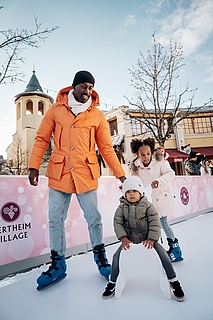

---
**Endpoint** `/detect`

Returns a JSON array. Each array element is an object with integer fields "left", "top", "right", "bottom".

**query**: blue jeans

[
  {"left": 48, "top": 188, "right": 103, "bottom": 256},
  {"left": 160, "top": 216, "right": 175, "bottom": 241}
]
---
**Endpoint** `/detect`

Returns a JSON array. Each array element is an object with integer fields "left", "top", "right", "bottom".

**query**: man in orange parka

[{"left": 28, "top": 70, "right": 126, "bottom": 290}]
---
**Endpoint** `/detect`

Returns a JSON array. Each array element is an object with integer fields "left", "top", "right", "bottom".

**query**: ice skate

[
  {"left": 37, "top": 250, "right": 67, "bottom": 291},
  {"left": 93, "top": 244, "right": 111, "bottom": 281},
  {"left": 167, "top": 238, "right": 183, "bottom": 263}
]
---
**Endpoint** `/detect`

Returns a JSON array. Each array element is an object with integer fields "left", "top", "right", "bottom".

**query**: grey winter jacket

[{"left": 113, "top": 196, "right": 161, "bottom": 244}]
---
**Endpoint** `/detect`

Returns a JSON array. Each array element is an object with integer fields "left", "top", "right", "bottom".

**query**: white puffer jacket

[{"left": 131, "top": 151, "right": 177, "bottom": 217}]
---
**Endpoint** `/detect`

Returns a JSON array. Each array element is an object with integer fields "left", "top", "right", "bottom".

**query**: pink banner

[{"left": 0, "top": 176, "right": 213, "bottom": 266}]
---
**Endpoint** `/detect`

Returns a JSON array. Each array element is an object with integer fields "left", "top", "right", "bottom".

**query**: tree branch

[
  {"left": 125, "top": 34, "right": 211, "bottom": 146},
  {"left": 0, "top": 14, "right": 59, "bottom": 84}
]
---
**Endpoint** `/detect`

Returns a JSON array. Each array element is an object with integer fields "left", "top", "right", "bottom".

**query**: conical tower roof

[
  {"left": 14, "top": 70, "right": 54, "bottom": 103},
  {"left": 24, "top": 70, "right": 43, "bottom": 92}
]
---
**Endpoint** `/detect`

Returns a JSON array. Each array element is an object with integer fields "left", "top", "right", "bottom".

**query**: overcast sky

[{"left": 0, "top": 0, "right": 213, "bottom": 157}]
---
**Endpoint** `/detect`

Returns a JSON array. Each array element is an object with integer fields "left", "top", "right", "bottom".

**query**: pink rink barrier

[{"left": 0, "top": 175, "right": 213, "bottom": 275}]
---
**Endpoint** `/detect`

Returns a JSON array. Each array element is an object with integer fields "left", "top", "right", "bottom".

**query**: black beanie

[
  {"left": 189, "top": 151, "right": 197, "bottom": 159},
  {"left": 72, "top": 70, "right": 95, "bottom": 87}
]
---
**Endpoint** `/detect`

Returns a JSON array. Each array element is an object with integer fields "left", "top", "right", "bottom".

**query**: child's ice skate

[
  {"left": 167, "top": 238, "right": 183, "bottom": 263},
  {"left": 93, "top": 244, "right": 111, "bottom": 281},
  {"left": 37, "top": 250, "right": 67, "bottom": 291}
]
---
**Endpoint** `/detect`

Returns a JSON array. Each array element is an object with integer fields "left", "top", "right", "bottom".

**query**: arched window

[
  {"left": 38, "top": 101, "right": 44, "bottom": 115},
  {"left": 26, "top": 100, "right": 33, "bottom": 115}
]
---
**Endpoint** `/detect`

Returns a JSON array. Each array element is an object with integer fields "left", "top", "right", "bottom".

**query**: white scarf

[{"left": 68, "top": 89, "right": 92, "bottom": 116}]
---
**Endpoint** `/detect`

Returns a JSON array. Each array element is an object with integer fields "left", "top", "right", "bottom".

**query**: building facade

[{"left": 104, "top": 105, "right": 213, "bottom": 175}]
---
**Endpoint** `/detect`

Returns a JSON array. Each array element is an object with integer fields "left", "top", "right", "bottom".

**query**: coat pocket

[
  {"left": 86, "top": 154, "right": 100, "bottom": 180},
  {"left": 46, "top": 153, "right": 65, "bottom": 181}
]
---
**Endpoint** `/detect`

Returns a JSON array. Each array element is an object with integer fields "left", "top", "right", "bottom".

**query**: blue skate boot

[
  {"left": 93, "top": 244, "right": 111, "bottom": 281},
  {"left": 37, "top": 250, "right": 67, "bottom": 291},
  {"left": 167, "top": 238, "right": 184, "bottom": 263}
]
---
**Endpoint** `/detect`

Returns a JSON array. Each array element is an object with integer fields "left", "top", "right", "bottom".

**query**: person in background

[
  {"left": 28, "top": 70, "right": 126, "bottom": 290},
  {"left": 130, "top": 137, "right": 183, "bottom": 263},
  {"left": 209, "top": 161, "right": 213, "bottom": 175},
  {"left": 201, "top": 159, "right": 212, "bottom": 176},
  {"left": 184, "top": 151, "right": 203, "bottom": 175},
  {"left": 102, "top": 176, "right": 185, "bottom": 301}
]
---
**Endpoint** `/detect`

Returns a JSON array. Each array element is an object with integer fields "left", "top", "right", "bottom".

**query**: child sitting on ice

[{"left": 102, "top": 176, "right": 185, "bottom": 301}]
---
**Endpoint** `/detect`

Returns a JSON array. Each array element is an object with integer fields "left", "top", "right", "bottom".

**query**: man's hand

[
  {"left": 119, "top": 176, "right": 126, "bottom": 183},
  {"left": 28, "top": 168, "right": 39, "bottom": 186},
  {"left": 119, "top": 176, "right": 126, "bottom": 190}
]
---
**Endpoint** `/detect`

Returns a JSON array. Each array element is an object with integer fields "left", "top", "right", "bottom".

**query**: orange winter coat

[{"left": 28, "top": 86, "right": 125, "bottom": 193}]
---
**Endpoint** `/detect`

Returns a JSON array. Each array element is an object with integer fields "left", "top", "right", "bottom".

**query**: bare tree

[
  {"left": 125, "top": 34, "right": 213, "bottom": 146},
  {"left": 3, "top": 135, "right": 28, "bottom": 175},
  {"left": 0, "top": 162, "right": 15, "bottom": 175},
  {"left": 0, "top": 6, "right": 59, "bottom": 85}
]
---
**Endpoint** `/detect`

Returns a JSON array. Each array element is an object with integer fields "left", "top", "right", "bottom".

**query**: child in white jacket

[{"left": 130, "top": 137, "right": 183, "bottom": 263}]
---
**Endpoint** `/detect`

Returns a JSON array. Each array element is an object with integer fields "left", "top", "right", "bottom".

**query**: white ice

[{"left": 0, "top": 211, "right": 213, "bottom": 320}]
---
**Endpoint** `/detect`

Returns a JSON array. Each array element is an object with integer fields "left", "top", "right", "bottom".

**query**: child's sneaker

[
  {"left": 102, "top": 282, "right": 116, "bottom": 299},
  {"left": 170, "top": 280, "right": 185, "bottom": 301}
]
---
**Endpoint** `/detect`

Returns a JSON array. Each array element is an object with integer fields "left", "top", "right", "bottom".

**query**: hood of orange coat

[{"left": 55, "top": 86, "right": 100, "bottom": 109}]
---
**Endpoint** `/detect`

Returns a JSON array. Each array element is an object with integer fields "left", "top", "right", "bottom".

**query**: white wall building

[
  {"left": 104, "top": 105, "right": 213, "bottom": 176},
  {"left": 6, "top": 71, "right": 54, "bottom": 174}
]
